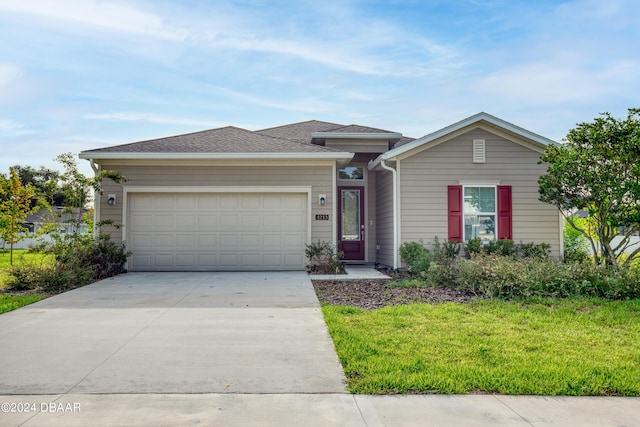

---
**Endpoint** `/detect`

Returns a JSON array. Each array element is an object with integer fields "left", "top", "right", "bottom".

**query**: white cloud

[
  {"left": 0, "top": 118, "right": 34, "bottom": 136},
  {"left": 0, "top": 0, "right": 186, "bottom": 40},
  {"left": 209, "top": 86, "right": 338, "bottom": 114},
  {"left": 83, "top": 112, "right": 223, "bottom": 128},
  {"left": 0, "top": 63, "right": 21, "bottom": 87}
]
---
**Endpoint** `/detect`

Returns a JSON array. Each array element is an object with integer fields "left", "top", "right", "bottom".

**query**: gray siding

[
  {"left": 399, "top": 129, "right": 561, "bottom": 255},
  {"left": 375, "top": 169, "right": 395, "bottom": 266},
  {"left": 97, "top": 164, "right": 334, "bottom": 246}
]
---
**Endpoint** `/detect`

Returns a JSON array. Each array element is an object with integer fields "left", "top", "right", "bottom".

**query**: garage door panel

[
  {"left": 198, "top": 215, "right": 218, "bottom": 228},
  {"left": 128, "top": 192, "right": 307, "bottom": 271},
  {"left": 130, "top": 234, "right": 152, "bottom": 249},
  {"left": 284, "top": 234, "right": 305, "bottom": 246},
  {"left": 197, "top": 196, "right": 218, "bottom": 209},
  {"left": 284, "top": 254, "right": 304, "bottom": 268},
  {"left": 131, "top": 194, "right": 154, "bottom": 210},
  {"left": 241, "top": 214, "right": 261, "bottom": 228},
  {"left": 175, "top": 254, "right": 196, "bottom": 266},
  {"left": 131, "top": 214, "right": 154, "bottom": 230},
  {"left": 176, "top": 214, "right": 197, "bottom": 228},
  {"left": 219, "top": 196, "right": 240, "bottom": 209},
  {"left": 176, "top": 195, "right": 197, "bottom": 209},
  {"left": 154, "top": 195, "right": 176, "bottom": 209},
  {"left": 154, "top": 215, "right": 175, "bottom": 228},
  {"left": 263, "top": 214, "right": 282, "bottom": 227},
  {"left": 263, "top": 234, "right": 282, "bottom": 246},
  {"left": 176, "top": 234, "right": 196, "bottom": 248},
  {"left": 285, "top": 196, "right": 306, "bottom": 209},
  {"left": 219, "top": 234, "right": 239, "bottom": 246},
  {"left": 197, "top": 235, "right": 218, "bottom": 248},
  {"left": 284, "top": 214, "right": 305, "bottom": 229},
  {"left": 153, "top": 254, "right": 174, "bottom": 267},
  {"left": 219, "top": 214, "right": 239, "bottom": 227}
]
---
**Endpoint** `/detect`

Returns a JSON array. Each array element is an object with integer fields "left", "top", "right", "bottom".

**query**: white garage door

[{"left": 127, "top": 193, "right": 308, "bottom": 271}]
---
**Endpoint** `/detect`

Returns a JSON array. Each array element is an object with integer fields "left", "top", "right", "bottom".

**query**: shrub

[
  {"left": 399, "top": 241, "right": 431, "bottom": 276},
  {"left": 7, "top": 233, "right": 130, "bottom": 293},
  {"left": 464, "top": 238, "right": 550, "bottom": 259},
  {"left": 563, "top": 219, "right": 591, "bottom": 263},
  {"left": 517, "top": 241, "right": 551, "bottom": 259},
  {"left": 456, "top": 256, "right": 640, "bottom": 300},
  {"left": 305, "top": 241, "right": 344, "bottom": 274}
]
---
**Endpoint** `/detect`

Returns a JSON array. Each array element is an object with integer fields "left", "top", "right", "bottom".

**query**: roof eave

[
  {"left": 79, "top": 151, "right": 355, "bottom": 162},
  {"left": 311, "top": 132, "right": 402, "bottom": 140}
]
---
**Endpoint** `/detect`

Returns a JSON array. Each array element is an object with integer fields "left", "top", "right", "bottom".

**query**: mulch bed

[{"left": 312, "top": 279, "right": 475, "bottom": 310}]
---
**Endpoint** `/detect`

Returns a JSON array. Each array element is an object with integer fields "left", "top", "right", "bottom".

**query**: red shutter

[
  {"left": 497, "top": 185, "right": 512, "bottom": 240},
  {"left": 447, "top": 185, "right": 463, "bottom": 242}
]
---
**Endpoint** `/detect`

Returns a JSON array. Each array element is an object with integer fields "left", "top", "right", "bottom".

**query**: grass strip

[
  {"left": 322, "top": 298, "right": 640, "bottom": 395},
  {"left": 0, "top": 294, "right": 46, "bottom": 314}
]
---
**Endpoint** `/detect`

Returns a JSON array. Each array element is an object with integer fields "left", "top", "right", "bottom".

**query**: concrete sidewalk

[{"left": 2, "top": 393, "right": 639, "bottom": 426}]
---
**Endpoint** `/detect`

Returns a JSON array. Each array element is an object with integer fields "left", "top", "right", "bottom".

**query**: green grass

[
  {"left": 0, "top": 249, "right": 53, "bottom": 289},
  {"left": 0, "top": 250, "right": 52, "bottom": 313},
  {"left": 322, "top": 298, "right": 640, "bottom": 395},
  {"left": 0, "top": 294, "right": 45, "bottom": 314}
]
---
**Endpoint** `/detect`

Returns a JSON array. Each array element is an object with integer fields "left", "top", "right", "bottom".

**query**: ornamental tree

[
  {"left": 0, "top": 168, "right": 40, "bottom": 264},
  {"left": 538, "top": 108, "right": 640, "bottom": 267}
]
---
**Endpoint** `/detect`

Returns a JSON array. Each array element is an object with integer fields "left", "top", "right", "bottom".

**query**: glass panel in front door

[{"left": 341, "top": 189, "right": 360, "bottom": 241}]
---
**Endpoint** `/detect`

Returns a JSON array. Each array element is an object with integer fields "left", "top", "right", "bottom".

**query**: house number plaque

[{"left": 315, "top": 214, "right": 330, "bottom": 220}]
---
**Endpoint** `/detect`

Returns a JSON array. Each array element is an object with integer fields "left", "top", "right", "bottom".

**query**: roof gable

[{"left": 370, "top": 112, "right": 558, "bottom": 168}]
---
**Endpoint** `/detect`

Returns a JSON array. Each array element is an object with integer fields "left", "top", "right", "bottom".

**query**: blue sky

[{"left": 1, "top": 0, "right": 639, "bottom": 176}]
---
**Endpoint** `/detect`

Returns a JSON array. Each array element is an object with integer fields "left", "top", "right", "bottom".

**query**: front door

[{"left": 338, "top": 187, "right": 365, "bottom": 260}]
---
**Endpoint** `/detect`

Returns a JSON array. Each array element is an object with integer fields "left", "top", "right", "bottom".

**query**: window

[
  {"left": 448, "top": 185, "right": 512, "bottom": 242},
  {"left": 463, "top": 186, "right": 496, "bottom": 241},
  {"left": 338, "top": 166, "right": 364, "bottom": 180}
]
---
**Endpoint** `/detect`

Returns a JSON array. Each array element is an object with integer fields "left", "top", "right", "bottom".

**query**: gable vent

[{"left": 473, "top": 139, "right": 486, "bottom": 163}]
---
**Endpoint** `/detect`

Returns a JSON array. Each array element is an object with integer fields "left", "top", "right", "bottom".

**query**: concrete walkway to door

[{"left": 0, "top": 272, "right": 346, "bottom": 395}]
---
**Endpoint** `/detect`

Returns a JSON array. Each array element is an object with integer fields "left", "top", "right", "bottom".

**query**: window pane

[
  {"left": 478, "top": 187, "right": 495, "bottom": 212},
  {"left": 464, "top": 187, "right": 495, "bottom": 213},
  {"left": 338, "top": 166, "right": 364, "bottom": 180},
  {"left": 341, "top": 190, "right": 360, "bottom": 241},
  {"left": 464, "top": 214, "right": 496, "bottom": 241}
]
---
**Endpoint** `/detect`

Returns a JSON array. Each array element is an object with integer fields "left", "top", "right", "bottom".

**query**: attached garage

[{"left": 126, "top": 191, "right": 309, "bottom": 271}]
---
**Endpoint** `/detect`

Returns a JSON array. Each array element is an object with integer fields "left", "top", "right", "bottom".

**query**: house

[
  {"left": 79, "top": 112, "right": 562, "bottom": 271},
  {"left": 8, "top": 207, "right": 89, "bottom": 249}
]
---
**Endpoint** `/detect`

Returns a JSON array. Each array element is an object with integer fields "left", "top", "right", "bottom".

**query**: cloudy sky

[{"left": 1, "top": 0, "right": 638, "bottom": 176}]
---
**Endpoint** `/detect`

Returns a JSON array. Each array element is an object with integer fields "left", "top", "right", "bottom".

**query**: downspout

[
  {"left": 89, "top": 158, "right": 100, "bottom": 238},
  {"left": 380, "top": 160, "right": 398, "bottom": 270}
]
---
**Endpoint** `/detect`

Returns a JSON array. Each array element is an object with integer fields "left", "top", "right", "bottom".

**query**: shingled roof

[
  {"left": 80, "top": 119, "right": 410, "bottom": 161},
  {"left": 82, "top": 125, "right": 343, "bottom": 154},
  {"left": 256, "top": 120, "right": 344, "bottom": 144}
]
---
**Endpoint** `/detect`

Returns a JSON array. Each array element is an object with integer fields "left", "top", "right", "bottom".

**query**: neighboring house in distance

[
  {"left": 7, "top": 207, "right": 89, "bottom": 249},
  {"left": 79, "top": 112, "right": 562, "bottom": 271}
]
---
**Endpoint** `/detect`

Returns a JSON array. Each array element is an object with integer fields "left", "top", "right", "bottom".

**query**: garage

[{"left": 127, "top": 192, "right": 308, "bottom": 271}]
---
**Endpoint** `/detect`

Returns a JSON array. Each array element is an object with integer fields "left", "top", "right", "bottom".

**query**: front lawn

[
  {"left": 322, "top": 298, "right": 640, "bottom": 395},
  {"left": 0, "top": 249, "right": 53, "bottom": 288},
  {"left": 0, "top": 250, "right": 53, "bottom": 313}
]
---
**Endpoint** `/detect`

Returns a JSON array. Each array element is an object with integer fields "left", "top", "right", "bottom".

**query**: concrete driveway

[{"left": 0, "top": 272, "right": 346, "bottom": 395}]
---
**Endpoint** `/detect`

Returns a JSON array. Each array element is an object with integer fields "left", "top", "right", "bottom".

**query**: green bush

[
  {"left": 517, "top": 241, "right": 551, "bottom": 259},
  {"left": 563, "top": 219, "right": 591, "bottom": 263},
  {"left": 305, "top": 241, "right": 344, "bottom": 274},
  {"left": 399, "top": 241, "right": 431, "bottom": 276},
  {"left": 464, "top": 238, "right": 550, "bottom": 259},
  {"left": 7, "top": 234, "right": 130, "bottom": 293},
  {"left": 455, "top": 255, "right": 640, "bottom": 300}
]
